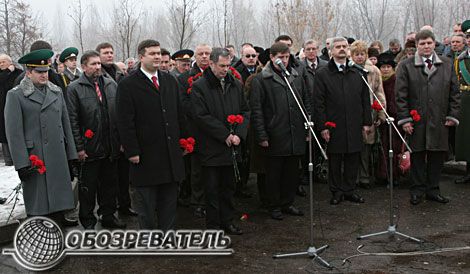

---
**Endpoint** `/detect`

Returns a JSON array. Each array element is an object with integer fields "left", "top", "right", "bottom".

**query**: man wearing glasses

[{"left": 235, "top": 45, "right": 258, "bottom": 82}]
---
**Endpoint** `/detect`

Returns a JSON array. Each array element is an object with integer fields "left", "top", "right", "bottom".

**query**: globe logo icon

[{"left": 13, "top": 217, "right": 65, "bottom": 270}]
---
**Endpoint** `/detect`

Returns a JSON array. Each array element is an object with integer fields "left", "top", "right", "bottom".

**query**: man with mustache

[{"left": 314, "top": 37, "right": 372, "bottom": 205}]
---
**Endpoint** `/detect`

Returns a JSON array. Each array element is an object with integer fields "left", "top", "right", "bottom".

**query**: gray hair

[
  {"left": 209, "top": 47, "right": 230, "bottom": 63},
  {"left": 0, "top": 54, "right": 12, "bottom": 62},
  {"left": 329, "top": 37, "right": 348, "bottom": 50},
  {"left": 303, "top": 39, "right": 318, "bottom": 48},
  {"left": 389, "top": 38, "right": 400, "bottom": 46}
]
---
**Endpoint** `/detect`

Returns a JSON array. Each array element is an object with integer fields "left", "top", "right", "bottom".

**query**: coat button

[
  {"left": 166, "top": 123, "right": 169, "bottom": 126},
  {"left": 167, "top": 136, "right": 171, "bottom": 140},
  {"left": 162, "top": 109, "right": 166, "bottom": 113}
]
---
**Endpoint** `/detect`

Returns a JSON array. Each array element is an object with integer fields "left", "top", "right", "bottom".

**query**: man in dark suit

[
  {"left": 116, "top": 39, "right": 186, "bottom": 230},
  {"left": 314, "top": 37, "right": 372, "bottom": 205}
]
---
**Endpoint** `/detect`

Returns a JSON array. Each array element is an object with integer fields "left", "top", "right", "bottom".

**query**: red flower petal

[
  {"left": 371, "top": 100, "right": 382, "bottom": 111},
  {"left": 410, "top": 109, "right": 418, "bottom": 116},
  {"left": 187, "top": 137, "right": 195, "bottom": 145},
  {"left": 38, "top": 166, "right": 46, "bottom": 174},
  {"left": 84, "top": 129, "right": 94, "bottom": 139},
  {"left": 29, "top": 155, "right": 39, "bottom": 162}
]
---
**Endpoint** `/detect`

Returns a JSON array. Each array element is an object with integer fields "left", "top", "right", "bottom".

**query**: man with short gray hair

[{"left": 190, "top": 47, "right": 250, "bottom": 235}]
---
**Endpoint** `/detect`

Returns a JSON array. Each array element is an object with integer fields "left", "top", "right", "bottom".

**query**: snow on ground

[{"left": 0, "top": 165, "right": 25, "bottom": 226}]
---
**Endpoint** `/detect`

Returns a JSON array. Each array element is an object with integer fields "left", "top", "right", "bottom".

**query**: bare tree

[
  {"left": 167, "top": 0, "right": 205, "bottom": 50},
  {"left": 109, "top": 0, "right": 143, "bottom": 60},
  {"left": 0, "top": 0, "right": 15, "bottom": 55},
  {"left": 12, "top": 1, "right": 40, "bottom": 56},
  {"left": 68, "top": 0, "right": 87, "bottom": 52}
]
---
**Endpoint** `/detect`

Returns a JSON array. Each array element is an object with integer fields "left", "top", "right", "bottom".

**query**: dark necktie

[
  {"left": 94, "top": 82, "right": 102, "bottom": 102},
  {"left": 151, "top": 75, "right": 159, "bottom": 90},
  {"left": 425, "top": 59, "right": 432, "bottom": 70},
  {"left": 339, "top": 64, "right": 345, "bottom": 72},
  {"left": 311, "top": 63, "right": 316, "bottom": 71}
]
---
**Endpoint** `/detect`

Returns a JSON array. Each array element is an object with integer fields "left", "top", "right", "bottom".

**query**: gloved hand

[
  {"left": 17, "top": 167, "right": 37, "bottom": 182},
  {"left": 69, "top": 160, "right": 80, "bottom": 178}
]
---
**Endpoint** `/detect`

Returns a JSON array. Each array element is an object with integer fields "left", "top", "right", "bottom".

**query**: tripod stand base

[
  {"left": 357, "top": 225, "right": 422, "bottom": 243},
  {"left": 273, "top": 245, "right": 332, "bottom": 268}
]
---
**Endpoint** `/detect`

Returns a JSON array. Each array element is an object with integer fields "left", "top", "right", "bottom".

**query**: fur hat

[
  {"left": 367, "top": 47, "right": 380, "bottom": 59},
  {"left": 377, "top": 52, "right": 396, "bottom": 69}
]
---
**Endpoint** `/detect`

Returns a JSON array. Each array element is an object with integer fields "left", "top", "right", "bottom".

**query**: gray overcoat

[{"left": 5, "top": 77, "right": 78, "bottom": 215}]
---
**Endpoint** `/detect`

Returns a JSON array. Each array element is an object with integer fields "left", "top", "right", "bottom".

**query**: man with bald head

[{"left": 235, "top": 46, "right": 258, "bottom": 82}]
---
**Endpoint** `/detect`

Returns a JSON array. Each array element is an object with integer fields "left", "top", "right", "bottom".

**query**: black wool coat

[
  {"left": 250, "top": 62, "right": 310, "bottom": 157},
  {"left": 313, "top": 59, "right": 372, "bottom": 154},
  {"left": 116, "top": 69, "right": 186, "bottom": 186},
  {"left": 0, "top": 68, "right": 22, "bottom": 142},
  {"left": 190, "top": 68, "right": 250, "bottom": 166}
]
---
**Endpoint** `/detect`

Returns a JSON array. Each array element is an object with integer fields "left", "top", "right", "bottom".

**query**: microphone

[
  {"left": 348, "top": 61, "right": 368, "bottom": 73},
  {"left": 274, "top": 59, "right": 290, "bottom": 76}
]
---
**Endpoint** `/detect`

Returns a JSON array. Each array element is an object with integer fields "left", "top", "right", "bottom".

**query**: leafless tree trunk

[
  {"left": 68, "top": 0, "right": 86, "bottom": 53},
  {"left": 0, "top": 0, "right": 15, "bottom": 56},
  {"left": 168, "top": 0, "right": 204, "bottom": 50}
]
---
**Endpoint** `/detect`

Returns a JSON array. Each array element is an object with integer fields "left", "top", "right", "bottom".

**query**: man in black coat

[
  {"left": 0, "top": 54, "right": 22, "bottom": 166},
  {"left": 67, "top": 50, "right": 125, "bottom": 229},
  {"left": 191, "top": 48, "right": 250, "bottom": 235},
  {"left": 177, "top": 44, "right": 212, "bottom": 218},
  {"left": 314, "top": 37, "right": 372, "bottom": 205},
  {"left": 235, "top": 45, "right": 258, "bottom": 82},
  {"left": 117, "top": 39, "right": 186, "bottom": 230},
  {"left": 250, "top": 42, "right": 309, "bottom": 220}
]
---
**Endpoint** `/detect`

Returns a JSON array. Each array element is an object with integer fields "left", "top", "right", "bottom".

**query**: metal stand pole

[
  {"left": 355, "top": 74, "right": 421, "bottom": 243},
  {"left": 272, "top": 73, "right": 331, "bottom": 269}
]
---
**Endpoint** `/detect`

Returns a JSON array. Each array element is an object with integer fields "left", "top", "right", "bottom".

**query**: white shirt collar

[
  {"left": 422, "top": 55, "right": 433, "bottom": 63},
  {"left": 335, "top": 61, "right": 346, "bottom": 71},
  {"left": 140, "top": 67, "right": 158, "bottom": 84}
]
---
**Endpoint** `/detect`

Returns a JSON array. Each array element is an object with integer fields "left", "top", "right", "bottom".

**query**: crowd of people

[{"left": 0, "top": 19, "right": 469, "bottom": 236}]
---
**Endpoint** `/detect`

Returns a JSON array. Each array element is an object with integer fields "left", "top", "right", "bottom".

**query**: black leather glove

[
  {"left": 17, "top": 167, "right": 37, "bottom": 182},
  {"left": 68, "top": 160, "right": 80, "bottom": 178}
]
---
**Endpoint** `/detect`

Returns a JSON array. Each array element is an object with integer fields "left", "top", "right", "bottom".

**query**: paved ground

[{"left": 1, "top": 172, "right": 470, "bottom": 273}]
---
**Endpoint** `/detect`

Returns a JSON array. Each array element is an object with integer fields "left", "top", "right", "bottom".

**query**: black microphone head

[
  {"left": 274, "top": 58, "right": 283, "bottom": 66},
  {"left": 347, "top": 60, "right": 355, "bottom": 68}
]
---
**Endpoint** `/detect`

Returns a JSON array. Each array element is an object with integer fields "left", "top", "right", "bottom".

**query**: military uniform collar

[{"left": 19, "top": 76, "right": 61, "bottom": 97}]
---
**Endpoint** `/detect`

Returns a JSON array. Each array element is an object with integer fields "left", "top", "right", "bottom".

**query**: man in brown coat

[{"left": 396, "top": 30, "right": 460, "bottom": 205}]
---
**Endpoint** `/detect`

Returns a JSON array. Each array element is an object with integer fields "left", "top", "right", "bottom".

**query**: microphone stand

[
  {"left": 354, "top": 71, "right": 421, "bottom": 243},
  {"left": 272, "top": 69, "right": 332, "bottom": 269}
]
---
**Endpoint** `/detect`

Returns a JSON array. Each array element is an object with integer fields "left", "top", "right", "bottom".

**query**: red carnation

[
  {"left": 38, "top": 166, "right": 46, "bottom": 174},
  {"left": 235, "top": 115, "right": 244, "bottom": 124},
  {"left": 325, "top": 121, "right": 336, "bottom": 128},
  {"left": 227, "top": 115, "right": 237, "bottom": 124},
  {"left": 29, "top": 155, "right": 39, "bottom": 162},
  {"left": 229, "top": 67, "right": 242, "bottom": 80},
  {"left": 179, "top": 137, "right": 195, "bottom": 154},
  {"left": 187, "top": 77, "right": 193, "bottom": 85},
  {"left": 410, "top": 110, "right": 421, "bottom": 122},
  {"left": 371, "top": 100, "right": 383, "bottom": 111},
  {"left": 187, "top": 137, "right": 196, "bottom": 145},
  {"left": 179, "top": 138, "right": 188, "bottom": 147},
  {"left": 84, "top": 129, "right": 94, "bottom": 139},
  {"left": 29, "top": 154, "right": 46, "bottom": 174}
]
